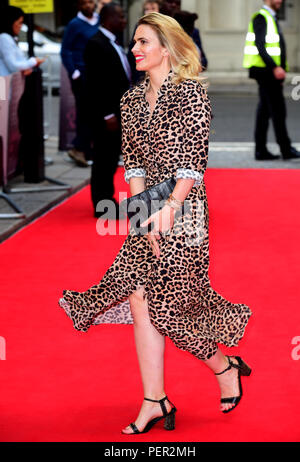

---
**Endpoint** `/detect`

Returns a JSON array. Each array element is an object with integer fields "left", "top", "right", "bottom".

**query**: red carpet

[{"left": 1, "top": 166, "right": 300, "bottom": 442}]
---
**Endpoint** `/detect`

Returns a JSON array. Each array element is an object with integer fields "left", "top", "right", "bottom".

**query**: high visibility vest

[{"left": 243, "top": 8, "right": 282, "bottom": 68}]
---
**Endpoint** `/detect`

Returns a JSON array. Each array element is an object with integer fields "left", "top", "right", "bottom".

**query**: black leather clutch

[{"left": 123, "top": 177, "right": 177, "bottom": 235}]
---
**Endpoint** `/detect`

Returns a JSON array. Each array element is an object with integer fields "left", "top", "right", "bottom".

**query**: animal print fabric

[{"left": 59, "top": 71, "right": 252, "bottom": 360}]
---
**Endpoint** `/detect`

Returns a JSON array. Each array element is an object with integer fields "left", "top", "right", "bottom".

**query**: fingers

[{"left": 148, "top": 233, "right": 160, "bottom": 258}]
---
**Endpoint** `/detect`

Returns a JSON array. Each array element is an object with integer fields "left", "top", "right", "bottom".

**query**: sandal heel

[
  {"left": 164, "top": 409, "right": 176, "bottom": 430},
  {"left": 125, "top": 396, "right": 177, "bottom": 435},
  {"left": 239, "top": 359, "right": 252, "bottom": 376}
]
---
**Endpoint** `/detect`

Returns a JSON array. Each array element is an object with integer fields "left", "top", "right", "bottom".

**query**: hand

[
  {"left": 35, "top": 57, "right": 46, "bottom": 67},
  {"left": 141, "top": 205, "right": 175, "bottom": 259},
  {"left": 22, "top": 68, "right": 33, "bottom": 76},
  {"left": 105, "top": 115, "right": 119, "bottom": 132},
  {"left": 273, "top": 66, "right": 286, "bottom": 80}
]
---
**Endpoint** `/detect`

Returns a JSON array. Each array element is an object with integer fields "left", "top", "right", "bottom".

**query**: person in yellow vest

[{"left": 243, "top": 0, "right": 300, "bottom": 160}]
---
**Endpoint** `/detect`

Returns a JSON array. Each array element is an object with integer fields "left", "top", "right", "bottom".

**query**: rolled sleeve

[
  {"left": 124, "top": 167, "right": 146, "bottom": 184},
  {"left": 176, "top": 168, "right": 203, "bottom": 186},
  {"left": 120, "top": 93, "right": 146, "bottom": 183},
  {"left": 177, "top": 81, "right": 211, "bottom": 187}
]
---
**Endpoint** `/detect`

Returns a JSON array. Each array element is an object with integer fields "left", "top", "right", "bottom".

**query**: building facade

[
  {"left": 129, "top": 0, "right": 300, "bottom": 72},
  {"left": 12, "top": 0, "right": 300, "bottom": 73}
]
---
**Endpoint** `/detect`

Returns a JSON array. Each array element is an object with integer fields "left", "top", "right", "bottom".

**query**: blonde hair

[{"left": 137, "top": 12, "right": 203, "bottom": 84}]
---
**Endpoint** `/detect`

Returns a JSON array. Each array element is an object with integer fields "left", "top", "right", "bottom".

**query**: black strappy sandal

[
  {"left": 215, "top": 355, "right": 252, "bottom": 414},
  {"left": 125, "top": 396, "right": 177, "bottom": 434}
]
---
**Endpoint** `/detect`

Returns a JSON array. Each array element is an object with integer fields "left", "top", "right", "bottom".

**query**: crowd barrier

[
  {"left": 0, "top": 73, "right": 26, "bottom": 218},
  {"left": 58, "top": 65, "right": 76, "bottom": 152},
  {"left": 0, "top": 69, "right": 71, "bottom": 220}
]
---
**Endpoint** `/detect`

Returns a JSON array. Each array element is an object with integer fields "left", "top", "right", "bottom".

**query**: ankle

[
  {"left": 214, "top": 356, "right": 230, "bottom": 376},
  {"left": 144, "top": 392, "right": 167, "bottom": 402}
]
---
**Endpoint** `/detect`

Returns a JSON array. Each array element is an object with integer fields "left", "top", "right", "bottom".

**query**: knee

[{"left": 129, "top": 287, "right": 150, "bottom": 326}]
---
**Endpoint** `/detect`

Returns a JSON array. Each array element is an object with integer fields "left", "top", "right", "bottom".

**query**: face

[
  {"left": 144, "top": 2, "right": 160, "bottom": 14},
  {"left": 12, "top": 16, "right": 24, "bottom": 36},
  {"left": 268, "top": 0, "right": 283, "bottom": 12},
  {"left": 79, "top": 0, "right": 96, "bottom": 18},
  {"left": 108, "top": 6, "right": 127, "bottom": 34},
  {"left": 132, "top": 24, "right": 169, "bottom": 73},
  {"left": 161, "top": 0, "right": 181, "bottom": 16}
]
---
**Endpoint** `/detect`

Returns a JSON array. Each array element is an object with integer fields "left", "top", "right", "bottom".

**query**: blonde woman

[{"left": 59, "top": 12, "right": 252, "bottom": 434}]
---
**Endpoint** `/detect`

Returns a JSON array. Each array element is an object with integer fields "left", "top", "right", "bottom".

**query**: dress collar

[
  {"left": 99, "top": 26, "right": 116, "bottom": 42},
  {"left": 77, "top": 11, "right": 99, "bottom": 26},
  {"left": 135, "top": 69, "right": 176, "bottom": 99}
]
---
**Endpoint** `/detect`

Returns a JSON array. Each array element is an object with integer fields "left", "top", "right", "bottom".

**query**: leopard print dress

[{"left": 59, "top": 71, "right": 252, "bottom": 360}]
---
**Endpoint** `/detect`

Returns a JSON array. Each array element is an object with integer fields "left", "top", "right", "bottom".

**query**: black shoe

[
  {"left": 123, "top": 396, "right": 177, "bottom": 434},
  {"left": 255, "top": 150, "right": 280, "bottom": 161},
  {"left": 215, "top": 355, "right": 252, "bottom": 414},
  {"left": 282, "top": 147, "right": 300, "bottom": 159}
]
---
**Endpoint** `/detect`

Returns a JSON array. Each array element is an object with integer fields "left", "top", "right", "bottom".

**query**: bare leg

[
  {"left": 122, "top": 287, "right": 172, "bottom": 434},
  {"left": 203, "top": 348, "right": 241, "bottom": 412},
  {"left": 122, "top": 288, "right": 243, "bottom": 426}
]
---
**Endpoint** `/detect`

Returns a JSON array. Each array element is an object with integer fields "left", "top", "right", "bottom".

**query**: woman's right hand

[
  {"left": 146, "top": 230, "right": 161, "bottom": 259},
  {"left": 35, "top": 57, "right": 46, "bottom": 67}
]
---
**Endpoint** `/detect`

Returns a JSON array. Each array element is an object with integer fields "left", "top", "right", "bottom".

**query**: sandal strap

[
  {"left": 215, "top": 362, "right": 232, "bottom": 376},
  {"left": 215, "top": 356, "right": 241, "bottom": 376},
  {"left": 220, "top": 397, "right": 239, "bottom": 404},
  {"left": 129, "top": 422, "right": 140, "bottom": 434},
  {"left": 144, "top": 395, "right": 169, "bottom": 416}
]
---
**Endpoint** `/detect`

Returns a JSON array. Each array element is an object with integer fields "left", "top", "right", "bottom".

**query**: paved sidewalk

[
  {"left": 1, "top": 134, "right": 300, "bottom": 243},
  {"left": 0, "top": 138, "right": 91, "bottom": 243}
]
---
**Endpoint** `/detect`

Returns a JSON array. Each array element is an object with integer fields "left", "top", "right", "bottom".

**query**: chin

[{"left": 136, "top": 62, "right": 147, "bottom": 72}]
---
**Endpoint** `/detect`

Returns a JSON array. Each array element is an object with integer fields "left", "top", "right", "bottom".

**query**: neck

[
  {"left": 264, "top": 3, "right": 276, "bottom": 13},
  {"left": 148, "top": 62, "right": 171, "bottom": 94},
  {"left": 81, "top": 11, "right": 93, "bottom": 19},
  {"left": 102, "top": 24, "right": 114, "bottom": 34}
]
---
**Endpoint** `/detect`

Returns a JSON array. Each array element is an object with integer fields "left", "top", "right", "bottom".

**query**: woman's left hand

[{"left": 141, "top": 204, "right": 175, "bottom": 237}]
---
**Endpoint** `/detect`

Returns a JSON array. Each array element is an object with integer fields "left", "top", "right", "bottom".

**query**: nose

[{"left": 132, "top": 42, "right": 139, "bottom": 54}]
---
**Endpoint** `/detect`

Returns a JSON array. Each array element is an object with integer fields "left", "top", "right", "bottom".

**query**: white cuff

[
  {"left": 104, "top": 113, "right": 116, "bottom": 120},
  {"left": 72, "top": 69, "right": 81, "bottom": 80},
  {"left": 176, "top": 168, "right": 203, "bottom": 186},
  {"left": 124, "top": 168, "right": 146, "bottom": 184}
]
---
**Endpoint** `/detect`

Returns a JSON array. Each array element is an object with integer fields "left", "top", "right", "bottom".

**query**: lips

[{"left": 135, "top": 55, "right": 145, "bottom": 62}]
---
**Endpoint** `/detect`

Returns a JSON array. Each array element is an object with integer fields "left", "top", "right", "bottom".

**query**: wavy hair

[{"left": 137, "top": 12, "right": 203, "bottom": 84}]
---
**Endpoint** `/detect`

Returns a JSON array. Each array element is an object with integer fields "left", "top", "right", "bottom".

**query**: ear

[{"left": 162, "top": 47, "right": 169, "bottom": 57}]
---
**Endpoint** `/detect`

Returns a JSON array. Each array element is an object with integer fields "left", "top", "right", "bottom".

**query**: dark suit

[
  {"left": 84, "top": 29, "right": 130, "bottom": 211},
  {"left": 250, "top": 13, "right": 291, "bottom": 155}
]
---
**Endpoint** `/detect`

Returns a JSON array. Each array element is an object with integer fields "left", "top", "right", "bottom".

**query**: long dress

[{"left": 59, "top": 71, "right": 252, "bottom": 361}]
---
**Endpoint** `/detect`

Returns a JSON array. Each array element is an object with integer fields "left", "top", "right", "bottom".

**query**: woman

[
  {"left": 0, "top": 6, "right": 44, "bottom": 76},
  {"left": 59, "top": 12, "right": 252, "bottom": 434}
]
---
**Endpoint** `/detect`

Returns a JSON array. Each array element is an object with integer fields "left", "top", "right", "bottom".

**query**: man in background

[
  {"left": 61, "top": 0, "right": 99, "bottom": 167},
  {"left": 243, "top": 0, "right": 300, "bottom": 160},
  {"left": 84, "top": 2, "right": 131, "bottom": 218}
]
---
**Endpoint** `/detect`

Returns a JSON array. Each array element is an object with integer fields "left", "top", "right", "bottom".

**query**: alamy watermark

[
  {"left": 95, "top": 193, "right": 207, "bottom": 247},
  {"left": 291, "top": 336, "right": 300, "bottom": 360},
  {"left": 291, "top": 76, "right": 300, "bottom": 101},
  {"left": 0, "top": 336, "right": 6, "bottom": 360}
]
